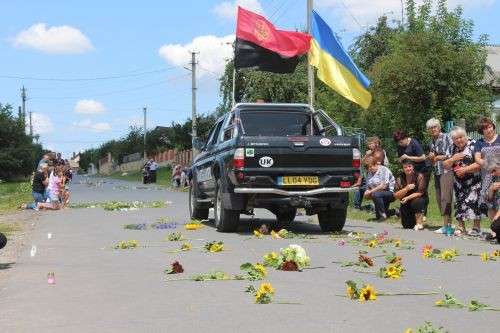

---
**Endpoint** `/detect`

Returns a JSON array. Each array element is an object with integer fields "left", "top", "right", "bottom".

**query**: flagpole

[
  {"left": 307, "top": 0, "right": 314, "bottom": 107},
  {"left": 232, "top": 68, "right": 236, "bottom": 107}
]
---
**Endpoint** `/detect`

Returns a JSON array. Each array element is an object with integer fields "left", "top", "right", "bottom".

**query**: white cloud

[
  {"left": 316, "top": 0, "right": 496, "bottom": 31},
  {"left": 158, "top": 34, "right": 235, "bottom": 79},
  {"left": 213, "top": 0, "right": 264, "bottom": 20},
  {"left": 74, "top": 119, "right": 112, "bottom": 132},
  {"left": 12, "top": 23, "right": 93, "bottom": 54},
  {"left": 74, "top": 99, "right": 106, "bottom": 114},
  {"left": 27, "top": 113, "right": 54, "bottom": 135}
]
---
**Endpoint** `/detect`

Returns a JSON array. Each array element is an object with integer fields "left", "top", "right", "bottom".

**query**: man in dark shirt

[{"left": 24, "top": 164, "right": 49, "bottom": 210}]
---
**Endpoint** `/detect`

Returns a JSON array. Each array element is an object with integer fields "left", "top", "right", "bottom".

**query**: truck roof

[{"left": 232, "top": 103, "right": 313, "bottom": 112}]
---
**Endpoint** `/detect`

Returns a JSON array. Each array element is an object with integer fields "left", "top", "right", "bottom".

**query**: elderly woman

[
  {"left": 353, "top": 137, "right": 388, "bottom": 209},
  {"left": 363, "top": 156, "right": 395, "bottom": 221},
  {"left": 484, "top": 153, "right": 500, "bottom": 243},
  {"left": 394, "top": 160, "right": 427, "bottom": 230},
  {"left": 473, "top": 117, "right": 500, "bottom": 217},
  {"left": 443, "top": 127, "right": 482, "bottom": 236},
  {"left": 426, "top": 118, "right": 454, "bottom": 234}
]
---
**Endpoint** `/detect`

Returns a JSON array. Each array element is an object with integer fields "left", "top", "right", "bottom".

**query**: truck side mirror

[{"left": 192, "top": 137, "right": 205, "bottom": 151}]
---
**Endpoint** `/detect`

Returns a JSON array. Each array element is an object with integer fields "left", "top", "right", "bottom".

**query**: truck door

[{"left": 195, "top": 118, "right": 224, "bottom": 196}]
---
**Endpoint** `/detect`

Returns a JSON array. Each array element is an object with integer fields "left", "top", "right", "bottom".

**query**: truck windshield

[{"left": 240, "top": 111, "right": 319, "bottom": 136}]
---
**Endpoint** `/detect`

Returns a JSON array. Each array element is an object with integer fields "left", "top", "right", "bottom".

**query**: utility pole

[
  {"left": 191, "top": 51, "right": 198, "bottom": 157},
  {"left": 29, "top": 111, "right": 33, "bottom": 136},
  {"left": 21, "top": 86, "right": 27, "bottom": 132},
  {"left": 400, "top": 0, "right": 404, "bottom": 26},
  {"left": 307, "top": 0, "right": 315, "bottom": 107},
  {"left": 143, "top": 107, "right": 147, "bottom": 161}
]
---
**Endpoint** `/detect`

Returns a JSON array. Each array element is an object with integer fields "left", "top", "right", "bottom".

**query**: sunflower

[
  {"left": 209, "top": 242, "right": 224, "bottom": 252},
  {"left": 271, "top": 230, "right": 282, "bottom": 239},
  {"left": 435, "top": 300, "right": 445, "bottom": 306},
  {"left": 359, "top": 284, "right": 377, "bottom": 302},
  {"left": 386, "top": 265, "right": 401, "bottom": 279},
  {"left": 253, "top": 230, "right": 263, "bottom": 238},
  {"left": 480, "top": 252, "right": 490, "bottom": 262},
  {"left": 181, "top": 242, "right": 192, "bottom": 251},
  {"left": 492, "top": 249, "right": 500, "bottom": 257},
  {"left": 422, "top": 248, "right": 432, "bottom": 258},
  {"left": 258, "top": 282, "right": 275, "bottom": 295},
  {"left": 346, "top": 286, "right": 356, "bottom": 299},
  {"left": 440, "top": 250, "right": 455, "bottom": 261},
  {"left": 254, "top": 263, "right": 267, "bottom": 277},
  {"left": 185, "top": 223, "right": 203, "bottom": 230},
  {"left": 367, "top": 240, "right": 378, "bottom": 248},
  {"left": 393, "top": 239, "right": 402, "bottom": 247}
]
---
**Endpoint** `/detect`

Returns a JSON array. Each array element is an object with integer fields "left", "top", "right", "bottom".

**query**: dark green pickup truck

[{"left": 189, "top": 103, "right": 360, "bottom": 232}]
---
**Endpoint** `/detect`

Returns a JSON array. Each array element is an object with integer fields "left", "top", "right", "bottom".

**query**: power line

[
  {"left": 0, "top": 66, "right": 179, "bottom": 82},
  {"left": 339, "top": 0, "right": 363, "bottom": 30},
  {"left": 30, "top": 74, "right": 190, "bottom": 100},
  {"left": 269, "top": 0, "right": 290, "bottom": 20}
]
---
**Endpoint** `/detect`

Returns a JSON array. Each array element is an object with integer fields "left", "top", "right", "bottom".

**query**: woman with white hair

[
  {"left": 443, "top": 127, "right": 482, "bottom": 236},
  {"left": 426, "top": 118, "right": 454, "bottom": 234}
]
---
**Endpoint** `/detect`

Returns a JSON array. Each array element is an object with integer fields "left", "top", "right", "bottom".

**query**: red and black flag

[{"left": 235, "top": 7, "right": 311, "bottom": 74}]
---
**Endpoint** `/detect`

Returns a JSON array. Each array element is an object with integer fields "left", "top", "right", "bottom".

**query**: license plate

[{"left": 278, "top": 176, "right": 319, "bottom": 186}]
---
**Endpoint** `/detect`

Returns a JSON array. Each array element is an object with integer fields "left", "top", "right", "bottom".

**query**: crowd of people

[
  {"left": 354, "top": 116, "right": 500, "bottom": 244},
  {"left": 22, "top": 152, "right": 73, "bottom": 211}
]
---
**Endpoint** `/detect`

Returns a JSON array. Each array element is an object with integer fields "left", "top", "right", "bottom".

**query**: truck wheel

[
  {"left": 275, "top": 208, "right": 296, "bottom": 229},
  {"left": 214, "top": 179, "right": 240, "bottom": 232},
  {"left": 189, "top": 181, "right": 209, "bottom": 220},
  {"left": 317, "top": 207, "right": 347, "bottom": 232}
]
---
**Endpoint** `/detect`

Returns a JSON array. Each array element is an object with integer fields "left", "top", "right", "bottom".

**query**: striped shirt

[{"left": 429, "top": 133, "right": 453, "bottom": 175}]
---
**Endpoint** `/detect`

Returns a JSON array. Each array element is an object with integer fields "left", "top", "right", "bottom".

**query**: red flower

[
  {"left": 171, "top": 261, "right": 184, "bottom": 274},
  {"left": 280, "top": 260, "right": 299, "bottom": 271}
]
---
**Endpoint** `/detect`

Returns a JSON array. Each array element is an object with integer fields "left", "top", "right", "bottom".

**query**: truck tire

[
  {"left": 214, "top": 179, "right": 240, "bottom": 232},
  {"left": 317, "top": 207, "right": 347, "bottom": 232},
  {"left": 189, "top": 180, "right": 209, "bottom": 220},
  {"left": 275, "top": 208, "right": 296, "bottom": 229}
]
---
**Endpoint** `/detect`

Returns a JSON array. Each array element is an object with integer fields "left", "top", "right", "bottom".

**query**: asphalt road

[{"left": 0, "top": 176, "right": 498, "bottom": 333}]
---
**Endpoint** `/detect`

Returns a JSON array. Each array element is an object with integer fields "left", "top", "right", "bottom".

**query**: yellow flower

[
  {"left": 359, "top": 284, "right": 377, "bottom": 302},
  {"left": 386, "top": 265, "right": 401, "bottom": 279},
  {"left": 480, "top": 252, "right": 489, "bottom": 262},
  {"left": 492, "top": 249, "right": 500, "bottom": 257},
  {"left": 393, "top": 239, "right": 401, "bottom": 247},
  {"left": 277, "top": 229, "right": 289, "bottom": 238},
  {"left": 181, "top": 242, "right": 192, "bottom": 251},
  {"left": 209, "top": 243, "right": 224, "bottom": 252},
  {"left": 367, "top": 240, "right": 378, "bottom": 248},
  {"left": 440, "top": 250, "right": 456, "bottom": 261},
  {"left": 404, "top": 329, "right": 413, "bottom": 333},
  {"left": 185, "top": 223, "right": 203, "bottom": 230},
  {"left": 253, "top": 230, "right": 263, "bottom": 238},
  {"left": 435, "top": 300, "right": 445, "bottom": 306},
  {"left": 346, "top": 286, "right": 355, "bottom": 299},
  {"left": 254, "top": 263, "right": 267, "bottom": 277},
  {"left": 271, "top": 230, "right": 282, "bottom": 239},
  {"left": 258, "top": 282, "right": 275, "bottom": 294},
  {"left": 255, "top": 290, "right": 264, "bottom": 302}
]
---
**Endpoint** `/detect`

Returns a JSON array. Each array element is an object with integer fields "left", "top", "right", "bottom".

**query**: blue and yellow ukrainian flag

[{"left": 309, "top": 11, "right": 372, "bottom": 109}]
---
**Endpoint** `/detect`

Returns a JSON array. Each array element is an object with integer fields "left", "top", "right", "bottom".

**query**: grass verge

[{"left": 0, "top": 181, "right": 32, "bottom": 215}]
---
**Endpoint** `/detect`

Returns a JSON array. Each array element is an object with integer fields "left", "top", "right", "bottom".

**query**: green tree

[
  {"left": 0, "top": 103, "right": 43, "bottom": 180},
  {"left": 364, "top": 0, "right": 490, "bottom": 138}
]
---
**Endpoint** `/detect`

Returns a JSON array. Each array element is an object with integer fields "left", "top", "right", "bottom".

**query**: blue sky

[{"left": 1, "top": 0, "right": 498, "bottom": 158}]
